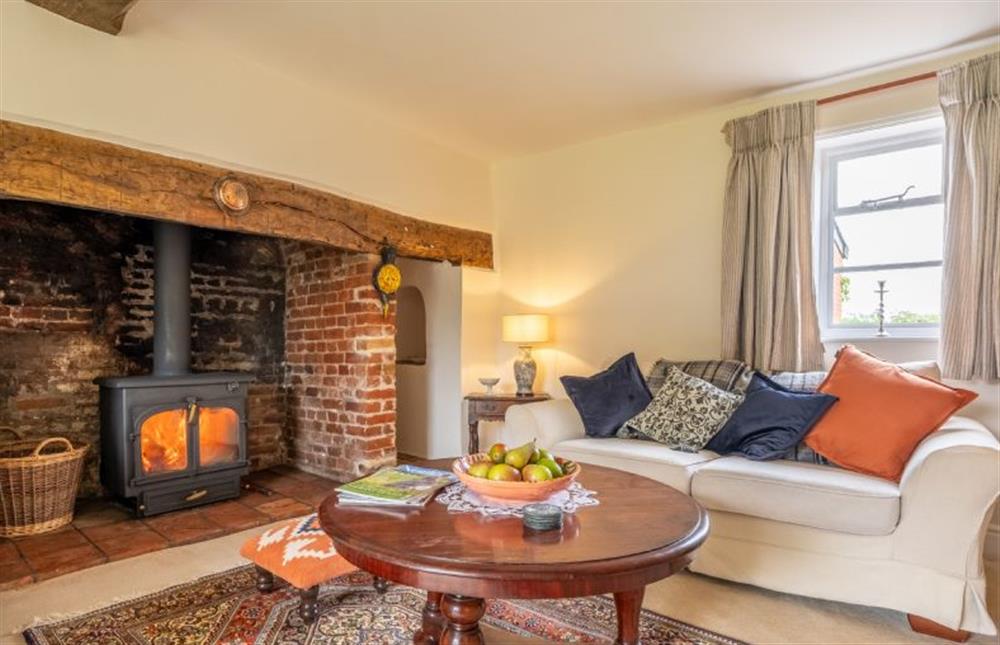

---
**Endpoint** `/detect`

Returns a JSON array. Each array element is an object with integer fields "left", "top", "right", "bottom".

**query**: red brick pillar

[{"left": 283, "top": 243, "right": 396, "bottom": 480}]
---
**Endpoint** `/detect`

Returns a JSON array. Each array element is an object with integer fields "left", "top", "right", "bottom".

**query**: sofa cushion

[
  {"left": 806, "top": 346, "right": 976, "bottom": 481},
  {"left": 625, "top": 366, "right": 743, "bottom": 451},
  {"left": 769, "top": 360, "right": 943, "bottom": 392},
  {"left": 553, "top": 437, "right": 717, "bottom": 493},
  {"left": 706, "top": 372, "right": 837, "bottom": 460},
  {"left": 560, "top": 353, "right": 652, "bottom": 438},
  {"left": 646, "top": 358, "right": 752, "bottom": 394},
  {"left": 691, "top": 456, "right": 900, "bottom": 536}
]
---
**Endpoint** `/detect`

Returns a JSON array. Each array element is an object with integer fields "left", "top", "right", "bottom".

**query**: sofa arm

[
  {"left": 894, "top": 416, "right": 999, "bottom": 577},
  {"left": 500, "top": 399, "right": 586, "bottom": 448}
]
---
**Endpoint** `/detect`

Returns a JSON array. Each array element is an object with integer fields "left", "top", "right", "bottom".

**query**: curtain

[
  {"left": 721, "top": 101, "right": 823, "bottom": 372},
  {"left": 939, "top": 52, "right": 1000, "bottom": 382}
]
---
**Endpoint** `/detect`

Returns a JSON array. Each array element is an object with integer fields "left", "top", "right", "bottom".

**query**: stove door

[
  {"left": 197, "top": 406, "right": 240, "bottom": 468},
  {"left": 138, "top": 407, "right": 190, "bottom": 476}
]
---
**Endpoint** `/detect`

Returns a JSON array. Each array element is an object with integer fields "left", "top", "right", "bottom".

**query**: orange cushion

[
  {"left": 805, "top": 346, "right": 976, "bottom": 481},
  {"left": 240, "top": 514, "right": 356, "bottom": 589}
]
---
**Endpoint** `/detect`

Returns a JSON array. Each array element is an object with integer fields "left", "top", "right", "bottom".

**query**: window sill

[{"left": 822, "top": 333, "right": 939, "bottom": 344}]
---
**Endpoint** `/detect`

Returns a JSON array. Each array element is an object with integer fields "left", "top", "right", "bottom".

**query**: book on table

[{"left": 336, "top": 464, "right": 457, "bottom": 507}]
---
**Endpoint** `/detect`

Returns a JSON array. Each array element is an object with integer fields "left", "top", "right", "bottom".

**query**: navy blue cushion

[
  {"left": 705, "top": 372, "right": 837, "bottom": 460},
  {"left": 560, "top": 353, "right": 653, "bottom": 438}
]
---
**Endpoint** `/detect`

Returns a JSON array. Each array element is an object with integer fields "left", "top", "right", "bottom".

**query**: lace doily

[{"left": 434, "top": 482, "right": 599, "bottom": 518}]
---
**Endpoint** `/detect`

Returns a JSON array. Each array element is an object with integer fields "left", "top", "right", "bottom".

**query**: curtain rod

[{"left": 817, "top": 71, "right": 937, "bottom": 106}]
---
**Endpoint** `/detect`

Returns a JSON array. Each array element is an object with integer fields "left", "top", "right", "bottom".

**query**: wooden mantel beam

[
  {"left": 27, "top": 0, "right": 138, "bottom": 35},
  {"left": 0, "top": 120, "right": 494, "bottom": 269}
]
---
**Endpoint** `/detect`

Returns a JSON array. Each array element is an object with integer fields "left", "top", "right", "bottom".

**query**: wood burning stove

[{"left": 96, "top": 222, "right": 252, "bottom": 516}]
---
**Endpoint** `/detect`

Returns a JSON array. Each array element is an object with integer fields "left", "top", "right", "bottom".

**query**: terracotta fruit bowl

[{"left": 452, "top": 453, "right": 580, "bottom": 503}]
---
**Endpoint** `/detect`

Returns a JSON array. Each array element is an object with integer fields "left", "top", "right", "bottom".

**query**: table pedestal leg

[
  {"left": 613, "top": 587, "right": 645, "bottom": 645},
  {"left": 440, "top": 594, "right": 485, "bottom": 645},
  {"left": 413, "top": 591, "right": 445, "bottom": 645}
]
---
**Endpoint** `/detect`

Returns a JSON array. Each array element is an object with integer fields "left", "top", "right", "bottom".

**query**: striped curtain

[
  {"left": 939, "top": 52, "right": 1000, "bottom": 382},
  {"left": 721, "top": 101, "right": 823, "bottom": 372}
]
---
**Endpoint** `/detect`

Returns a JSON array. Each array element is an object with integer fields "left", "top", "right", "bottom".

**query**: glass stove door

[
  {"left": 139, "top": 408, "right": 190, "bottom": 476},
  {"left": 197, "top": 406, "right": 240, "bottom": 467}
]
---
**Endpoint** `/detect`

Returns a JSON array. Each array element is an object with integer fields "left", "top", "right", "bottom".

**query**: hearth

[{"left": 96, "top": 221, "right": 252, "bottom": 516}]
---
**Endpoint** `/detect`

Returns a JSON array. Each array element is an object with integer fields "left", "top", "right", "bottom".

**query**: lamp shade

[{"left": 502, "top": 314, "right": 550, "bottom": 344}]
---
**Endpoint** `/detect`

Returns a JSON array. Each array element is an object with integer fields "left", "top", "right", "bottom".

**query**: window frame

[{"left": 816, "top": 121, "right": 945, "bottom": 340}]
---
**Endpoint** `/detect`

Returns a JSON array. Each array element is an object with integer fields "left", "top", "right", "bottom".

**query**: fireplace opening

[{"left": 1, "top": 200, "right": 397, "bottom": 518}]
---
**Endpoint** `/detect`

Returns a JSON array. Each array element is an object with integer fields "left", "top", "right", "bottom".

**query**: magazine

[{"left": 336, "top": 464, "right": 456, "bottom": 507}]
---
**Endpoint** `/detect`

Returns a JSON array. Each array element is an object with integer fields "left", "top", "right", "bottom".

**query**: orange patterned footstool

[{"left": 240, "top": 513, "right": 388, "bottom": 623}]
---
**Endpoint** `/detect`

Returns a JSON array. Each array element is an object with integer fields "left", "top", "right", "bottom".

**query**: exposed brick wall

[
  {"left": 283, "top": 242, "right": 397, "bottom": 480},
  {"left": 0, "top": 201, "right": 289, "bottom": 493}
]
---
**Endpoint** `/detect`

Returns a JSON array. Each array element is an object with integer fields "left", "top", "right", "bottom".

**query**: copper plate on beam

[{"left": 213, "top": 176, "right": 251, "bottom": 216}]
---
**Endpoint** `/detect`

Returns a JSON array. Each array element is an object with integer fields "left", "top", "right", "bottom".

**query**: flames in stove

[{"left": 140, "top": 405, "right": 240, "bottom": 475}]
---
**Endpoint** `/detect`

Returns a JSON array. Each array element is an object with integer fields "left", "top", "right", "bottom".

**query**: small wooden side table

[{"left": 464, "top": 393, "right": 550, "bottom": 454}]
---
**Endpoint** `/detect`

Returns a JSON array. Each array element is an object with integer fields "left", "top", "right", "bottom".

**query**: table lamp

[{"left": 501, "top": 314, "right": 550, "bottom": 396}]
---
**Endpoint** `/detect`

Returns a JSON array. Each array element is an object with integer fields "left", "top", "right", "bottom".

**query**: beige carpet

[{"left": 2, "top": 523, "right": 997, "bottom": 644}]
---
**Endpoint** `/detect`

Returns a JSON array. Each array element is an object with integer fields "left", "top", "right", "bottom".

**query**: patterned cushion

[
  {"left": 767, "top": 370, "right": 826, "bottom": 392},
  {"left": 240, "top": 514, "right": 356, "bottom": 590},
  {"left": 769, "top": 360, "right": 942, "bottom": 393},
  {"left": 646, "top": 359, "right": 752, "bottom": 394},
  {"left": 624, "top": 367, "right": 743, "bottom": 452}
]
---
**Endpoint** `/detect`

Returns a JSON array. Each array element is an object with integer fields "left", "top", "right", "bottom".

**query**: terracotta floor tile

[
  {"left": 200, "top": 500, "right": 269, "bottom": 531},
  {"left": 291, "top": 480, "right": 338, "bottom": 506},
  {"left": 25, "top": 542, "right": 106, "bottom": 581},
  {"left": 79, "top": 518, "right": 153, "bottom": 543},
  {"left": 0, "top": 539, "right": 23, "bottom": 565},
  {"left": 269, "top": 464, "right": 313, "bottom": 480},
  {"left": 87, "top": 525, "right": 170, "bottom": 562},
  {"left": 0, "top": 556, "right": 34, "bottom": 590},
  {"left": 253, "top": 475, "right": 305, "bottom": 497},
  {"left": 13, "top": 527, "right": 89, "bottom": 561},
  {"left": 72, "top": 499, "right": 132, "bottom": 528},
  {"left": 256, "top": 497, "right": 313, "bottom": 520},
  {"left": 143, "top": 509, "right": 225, "bottom": 545},
  {"left": 237, "top": 490, "right": 286, "bottom": 508}
]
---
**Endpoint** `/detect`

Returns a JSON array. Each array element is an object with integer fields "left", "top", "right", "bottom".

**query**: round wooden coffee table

[{"left": 319, "top": 459, "right": 708, "bottom": 645}]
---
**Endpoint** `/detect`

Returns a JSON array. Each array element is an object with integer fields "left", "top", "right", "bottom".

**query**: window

[{"left": 816, "top": 116, "right": 945, "bottom": 338}]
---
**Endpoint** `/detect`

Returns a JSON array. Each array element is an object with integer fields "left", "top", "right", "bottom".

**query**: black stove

[{"left": 96, "top": 222, "right": 252, "bottom": 516}]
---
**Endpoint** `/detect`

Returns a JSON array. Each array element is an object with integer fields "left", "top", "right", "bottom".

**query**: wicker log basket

[{"left": 0, "top": 427, "right": 88, "bottom": 537}]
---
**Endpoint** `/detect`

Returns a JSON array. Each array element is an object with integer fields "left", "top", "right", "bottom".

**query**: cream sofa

[{"left": 501, "top": 399, "right": 1000, "bottom": 635}]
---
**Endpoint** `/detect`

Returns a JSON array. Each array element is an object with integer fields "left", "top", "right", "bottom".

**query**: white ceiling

[{"left": 127, "top": 1, "right": 998, "bottom": 160}]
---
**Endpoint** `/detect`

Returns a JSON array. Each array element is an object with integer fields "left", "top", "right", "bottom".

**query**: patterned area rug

[{"left": 23, "top": 566, "right": 746, "bottom": 644}]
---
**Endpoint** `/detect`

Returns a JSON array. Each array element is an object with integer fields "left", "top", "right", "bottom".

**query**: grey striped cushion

[
  {"left": 646, "top": 359, "right": 752, "bottom": 395},
  {"left": 767, "top": 370, "right": 826, "bottom": 392}
]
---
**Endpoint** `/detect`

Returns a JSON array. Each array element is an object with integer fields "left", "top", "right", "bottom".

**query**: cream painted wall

[
  {"left": 395, "top": 259, "right": 464, "bottom": 459},
  {"left": 0, "top": 2, "right": 493, "bottom": 234},
  {"left": 491, "top": 43, "right": 999, "bottom": 432}
]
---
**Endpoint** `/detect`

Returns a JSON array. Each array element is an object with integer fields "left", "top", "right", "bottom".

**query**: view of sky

[{"left": 829, "top": 140, "right": 944, "bottom": 325}]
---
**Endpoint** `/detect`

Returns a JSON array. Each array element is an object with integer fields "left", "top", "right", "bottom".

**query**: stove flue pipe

[{"left": 152, "top": 221, "right": 191, "bottom": 376}]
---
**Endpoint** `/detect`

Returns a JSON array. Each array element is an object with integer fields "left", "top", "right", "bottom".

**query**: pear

[
  {"left": 487, "top": 463, "right": 522, "bottom": 481},
  {"left": 467, "top": 462, "right": 492, "bottom": 478},
  {"left": 487, "top": 443, "right": 507, "bottom": 464},
  {"left": 522, "top": 464, "right": 553, "bottom": 482},
  {"left": 537, "top": 448, "right": 553, "bottom": 462},
  {"left": 504, "top": 440, "right": 536, "bottom": 469},
  {"left": 537, "top": 457, "right": 563, "bottom": 478}
]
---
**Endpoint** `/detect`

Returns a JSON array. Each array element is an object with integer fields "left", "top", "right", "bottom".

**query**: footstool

[{"left": 240, "top": 513, "right": 388, "bottom": 623}]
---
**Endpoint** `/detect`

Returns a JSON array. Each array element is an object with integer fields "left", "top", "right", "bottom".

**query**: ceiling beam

[
  {"left": 26, "top": 0, "right": 138, "bottom": 35},
  {"left": 0, "top": 120, "right": 494, "bottom": 269}
]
